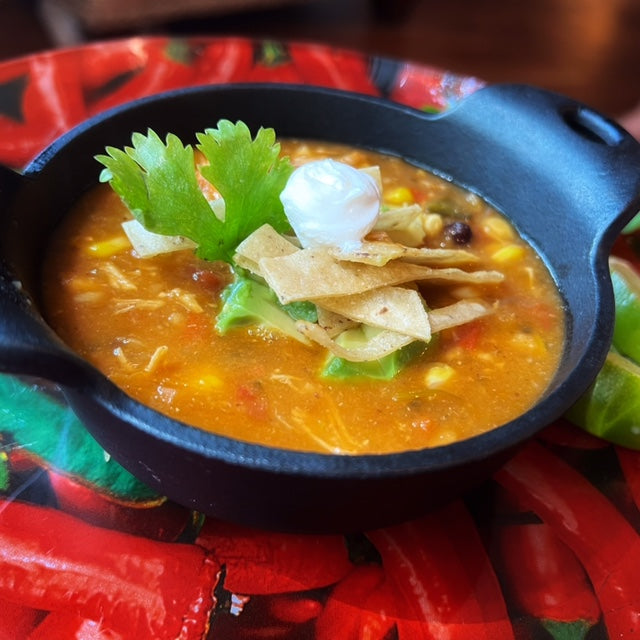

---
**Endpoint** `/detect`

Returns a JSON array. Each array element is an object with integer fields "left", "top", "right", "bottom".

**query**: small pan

[{"left": 0, "top": 83, "right": 639, "bottom": 533}]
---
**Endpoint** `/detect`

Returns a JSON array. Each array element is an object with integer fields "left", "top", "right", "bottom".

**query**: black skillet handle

[
  {"left": 0, "top": 164, "right": 94, "bottom": 388},
  {"left": 427, "top": 83, "right": 640, "bottom": 242}
]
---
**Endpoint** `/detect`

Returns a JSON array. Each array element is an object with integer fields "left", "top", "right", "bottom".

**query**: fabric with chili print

[{"left": 0, "top": 36, "right": 640, "bottom": 640}]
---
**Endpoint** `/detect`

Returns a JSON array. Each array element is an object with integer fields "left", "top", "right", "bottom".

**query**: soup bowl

[{"left": 0, "top": 83, "right": 639, "bottom": 533}]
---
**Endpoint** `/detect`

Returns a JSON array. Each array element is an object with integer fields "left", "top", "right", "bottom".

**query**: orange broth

[{"left": 42, "top": 141, "right": 565, "bottom": 454}]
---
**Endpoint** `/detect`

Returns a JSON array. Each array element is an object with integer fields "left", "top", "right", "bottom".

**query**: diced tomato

[
  {"left": 236, "top": 382, "right": 269, "bottom": 421},
  {"left": 191, "top": 268, "right": 225, "bottom": 294}
]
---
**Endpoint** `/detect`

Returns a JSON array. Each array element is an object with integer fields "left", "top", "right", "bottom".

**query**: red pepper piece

[
  {"left": 234, "top": 382, "right": 270, "bottom": 422},
  {"left": 315, "top": 565, "right": 396, "bottom": 640},
  {"left": 0, "top": 52, "right": 87, "bottom": 168},
  {"left": 27, "top": 612, "right": 122, "bottom": 640},
  {"left": 494, "top": 440, "right": 640, "bottom": 638},
  {"left": 367, "top": 500, "right": 515, "bottom": 640},
  {"left": 0, "top": 599, "right": 42, "bottom": 640},
  {"left": 449, "top": 319, "right": 484, "bottom": 351},
  {"left": 197, "top": 518, "right": 352, "bottom": 595},
  {"left": 288, "top": 43, "right": 379, "bottom": 94},
  {"left": 48, "top": 469, "right": 193, "bottom": 541},
  {"left": 0, "top": 499, "right": 219, "bottom": 640},
  {"left": 494, "top": 518, "right": 600, "bottom": 639}
]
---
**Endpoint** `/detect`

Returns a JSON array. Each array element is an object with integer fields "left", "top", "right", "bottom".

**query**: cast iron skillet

[{"left": 0, "top": 83, "right": 639, "bottom": 533}]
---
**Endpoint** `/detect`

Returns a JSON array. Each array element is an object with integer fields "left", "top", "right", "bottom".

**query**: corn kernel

[
  {"left": 68, "top": 276, "right": 98, "bottom": 293},
  {"left": 384, "top": 186, "right": 414, "bottom": 206},
  {"left": 491, "top": 244, "right": 526, "bottom": 264},
  {"left": 87, "top": 235, "right": 131, "bottom": 258},
  {"left": 196, "top": 373, "right": 223, "bottom": 389},
  {"left": 483, "top": 215, "right": 515, "bottom": 241},
  {"left": 510, "top": 331, "right": 547, "bottom": 354},
  {"left": 421, "top": 213, "right": 444, "bottom": 237},
  {"left": 424, "top": 363, "right": 455, "bottom": 388}
]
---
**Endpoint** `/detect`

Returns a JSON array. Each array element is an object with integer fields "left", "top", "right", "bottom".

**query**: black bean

[{"left": 445, "top": 221, "right": 472, "bottom": 244}]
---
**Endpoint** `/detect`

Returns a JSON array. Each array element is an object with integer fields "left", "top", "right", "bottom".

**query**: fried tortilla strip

[
  {"left": 260, "top": 247, "right": 503, "bottom": 304},
  {"left": 122, "top": 219, "right": 197, "bottom": 258},
  {"left": 329, "top": 240, "right": 479, "bottom": 267},
  {"left": 296, "top": 320, "right": 416, "bottom": 362},
  {"left": 234, "top": 224, "right": 299, "bottom": 275},
  {"left": 375, "top": 203, "right": 423, "bottom": 230},
  {"left": 429, "top": 299, "right": 493, "bottom": 332},
  {"left": 316, "top": 286, "right": 431, "bottom": 341},
  {"left": 316, "top": 307, "right": 358, "bottom": 337}
]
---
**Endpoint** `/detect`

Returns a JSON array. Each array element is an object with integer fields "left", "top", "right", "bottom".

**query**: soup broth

[{"left": 42, "top": 141, "right": 564, "bottom": 454}]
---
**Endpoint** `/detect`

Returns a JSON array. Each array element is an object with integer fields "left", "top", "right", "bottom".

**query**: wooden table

[{"left": 161, "top": 0, "right": 640, "bottom": 120}]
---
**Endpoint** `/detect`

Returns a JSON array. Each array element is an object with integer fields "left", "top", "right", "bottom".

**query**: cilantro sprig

[{"left": 96, "top": 120, "right": 294, "bottom": 262}]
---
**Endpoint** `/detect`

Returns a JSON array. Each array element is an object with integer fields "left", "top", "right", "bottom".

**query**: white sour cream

[{"left": 280, "top": 159, "right": 381, "bottom": 249}]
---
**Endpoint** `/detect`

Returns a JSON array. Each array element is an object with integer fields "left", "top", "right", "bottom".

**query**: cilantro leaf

[
  {"left": 96, "top": 129, "right": 224, "bottom": 259},
  {"left": 196, "top": 120, "right": 294, "bottom": 255},
  {"left": 95, "top": 121, "right": 294, "bottom": 263}
]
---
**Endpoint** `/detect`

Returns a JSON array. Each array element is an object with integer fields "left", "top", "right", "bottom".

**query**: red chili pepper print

[
  {"left": 288, "top": 43, "right": 379, "bottom": 94},
  {"left": 315, "top": 565, "right": 396, "bottom": 640},
  {"left": 81, "top": 38, "right": 197, "bottom": 116},
  {"left": 367, "top": 500, "right": 515, "bottom": 640},
  {"left": 0, "top": 499, "right": 219, "bottom": 640},
  {"left": 197, "top": 517, "right": 352, "bottom": 595},
  {"left": 493, "top": 518, "right": 600, "bottom": 639},
  {"left": 245, "top": 41, "right": 302, "bottom": 83},
  {"left": 612, "top": 232, "right": 640, "bottom": 272},
  {"left": 616, "top": 445, "right": 640, "bottom": 512},
  {"left": 268, "top": 593, "right": 323, "bottom": 624},
  {"left": 191, "top": 38, "right": 254, "bottom": 84},
  {"left": 537, "top": 418, "right": 610, "bottom": 450},
  {"left": 494, "top": 440, "right": 640, "bottom": 638},
  {"left": 27, "top": 612, "right": 123, "bottom": 640},
  {"left": 0, "top": 52, "right": 86, "bottom": 167},
  {"left": 0, "top": 599, "right": 41, "bottom": 640},
  {"left": 388, "top": 63, "right": 484, "bottom": 112},
  {"left": 48, "top": 469, "right": 192, "bottom": 541}
]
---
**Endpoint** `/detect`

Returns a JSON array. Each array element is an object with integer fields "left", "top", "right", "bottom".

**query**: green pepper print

[{"left": 0, "top": 374, "right": 157, "bottom": 500}]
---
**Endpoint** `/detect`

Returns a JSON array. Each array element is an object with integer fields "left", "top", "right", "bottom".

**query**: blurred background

[{"left": 1, "top": 0, "right": 640, "bottom": 131}]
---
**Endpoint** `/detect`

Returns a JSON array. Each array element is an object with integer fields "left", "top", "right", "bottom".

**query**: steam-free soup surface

[{"left": 42, "top": 141, "right": 564, "bottom": 454}]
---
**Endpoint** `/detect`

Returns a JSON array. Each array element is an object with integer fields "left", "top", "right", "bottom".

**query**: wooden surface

[{"left": 2, "top": 0, "right": 640, "bottom": 122}]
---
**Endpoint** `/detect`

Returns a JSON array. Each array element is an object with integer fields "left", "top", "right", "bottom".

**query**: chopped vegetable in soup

[{"left": 42, "top": 122, "right": 564, "bottom": 454}]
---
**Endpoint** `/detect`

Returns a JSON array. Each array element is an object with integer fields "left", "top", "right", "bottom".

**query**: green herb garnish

[{"left": 96, "top": 120, "right": 294, "bottom": 263}]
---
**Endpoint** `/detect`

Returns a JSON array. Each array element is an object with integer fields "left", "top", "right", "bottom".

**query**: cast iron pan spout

[{"left": 0, "top": 83, "right": 639, "bottom": 532}]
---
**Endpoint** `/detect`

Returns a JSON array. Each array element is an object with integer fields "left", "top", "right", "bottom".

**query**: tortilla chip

[
  {"left": 316, "top": 307, "right": 358, "bottom": 337},
  {"left": 122, "top": 219, "right": 197, "bottom": 257},
  {"left": 359, "top": 166, "right": 382, "bottom": 190},
  {"left": 429, "top": 300, "right": 492, "bottom": 332},
  {"left": 234, "top": 224, "right": 299, "bottom": 274},
  {"left": 296, "top": 320, "right": 415, "bottom": 361},
  {"left": 260, "top": 247, "right": 503, "bottom": 304},
  {"left": 375, "top": 203, "right": 424, "bottom": 230},
  {"left": 329, "top": 240, "right": 478, "bottom": 267},
  {"left": 316, "top": 286, "right": 431, "bottom": 341}
]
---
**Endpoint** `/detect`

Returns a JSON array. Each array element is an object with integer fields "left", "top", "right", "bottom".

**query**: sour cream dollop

[{"left": 280, "top": 159, "right": 381, "bottom": 249}]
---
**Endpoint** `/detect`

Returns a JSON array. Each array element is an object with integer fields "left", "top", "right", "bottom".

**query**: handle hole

[{"left": 562, "top": 106, "right": 624, "bottom": 146}]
